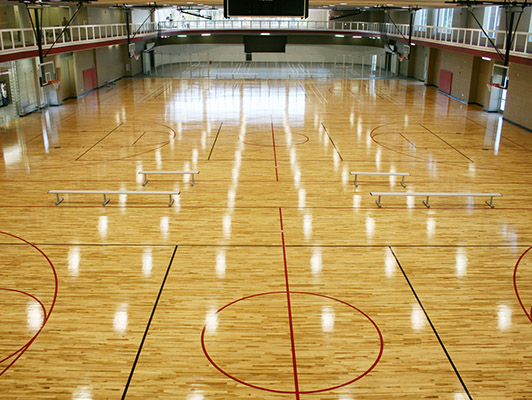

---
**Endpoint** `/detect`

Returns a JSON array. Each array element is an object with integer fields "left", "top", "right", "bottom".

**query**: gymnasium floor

[{"left": 0, "top": 76, "right": 531, "bottom": 400}]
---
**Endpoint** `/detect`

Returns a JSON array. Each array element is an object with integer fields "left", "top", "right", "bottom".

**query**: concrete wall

[
  {"left": 410, "top": 44, "right": 428, "bottom": 81},
  {"left": 439, "top": 49, "right": 475, "bottom": 102},
  {"left": 73, "top": 49, "right": 95, "bottom": 96},
  {"left": 71, "top": 43, "right": 129, "bottom": 95},
  {"left": 16, "top": 58, "right": 39, "bottom": 114},
  {"left": 87, "top": 7, "right": 124, "bottom": 25},
  {"left": 504, "top": 63, "right": 532, "bottom": 130},
  {"left": 132, "top": 9, "right": 151, "bottom": 25},
  {"left": 95, "top": 44, "right": 127, "bottom": 87},
  {"left": 426, "top": 47, "right": 441, "bottom": 86},
  {"left": 469, "top": 58, "right": 493, "bottom": 107}
]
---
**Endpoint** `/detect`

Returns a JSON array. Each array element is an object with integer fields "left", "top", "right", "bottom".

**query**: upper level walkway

[{"left": 0, "top": 19, "right": 530, "bottom": 63}]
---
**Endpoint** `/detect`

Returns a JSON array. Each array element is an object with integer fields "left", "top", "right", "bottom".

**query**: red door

[
  {"left": 439, "top": 69, "right": 453, "bottom": 95},
  {"left": 82, "top": 68, "right": 97, "bottom": 93}
]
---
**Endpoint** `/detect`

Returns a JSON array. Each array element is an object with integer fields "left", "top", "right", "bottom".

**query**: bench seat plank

[
  {"left": 370, "top": 192, "right": 502, "bottom": 208},
  {"left": 138, "top": 170, "right": 200, "bottom": 186},
  {"left": 48, "top": 190, "right": 180, "bottom": 206},
  {"left": 350, "top": 172, "right": 410, "bottom": 188}
]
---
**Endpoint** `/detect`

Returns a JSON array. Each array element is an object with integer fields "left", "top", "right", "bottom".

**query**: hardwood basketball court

[{"left": 1, "top": 76, "right": 531, "bottom": 399}]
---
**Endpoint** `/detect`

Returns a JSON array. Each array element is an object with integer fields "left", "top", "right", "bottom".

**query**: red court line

[
  {"left": 76, "top": 122, "right": 124, "bottom": 161},
  {"left": 279, "top": 208, "right": 300, "bottom": 399},
  {"left": 465, "top": 117, "right": 532, "bottom": 152},
  {"left": 2, "top": 205, "right": 531, "bottom": 211},
  {"left": 77, "top": 122, "right": 176, "bottom": 162},
  {"left": 501, "top": 136, "right": 532, "bottom": 153},
  {"left": 200, "top": 290, "right": 384, "bottom": 394},
  {"left": 0, "top": 288, "right": 47, "bottom": 364},
  {"left": 24, "top": 133, "right": 44, "bottom": 145},
  {"left": 0, "top": 231, "right": 58, "bottom": 377},
  {"left": 131, "top": 131, "right": 148, "bottom": 146},
  {"left": 0, "top": 179, "right": 529, "bottom": 185},
  {"left": 271, "top": 122, "right": 279, "bottom": 182},
  {"left": 399, "top": 133, "right": 416, "bottom": 148},
  {"left": 513, "top": 246, "right": 532, "bottom": 324}
]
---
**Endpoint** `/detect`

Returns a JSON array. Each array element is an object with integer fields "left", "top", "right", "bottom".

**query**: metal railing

[
  {"left": 382, "top": 23, "right": 531, "bottom": 56},
  {"left": 0, "top": 22, "right": 158, "bottom": 53},
  {"left": 0, "top": 19, "right": 530, "bottom": 59}
]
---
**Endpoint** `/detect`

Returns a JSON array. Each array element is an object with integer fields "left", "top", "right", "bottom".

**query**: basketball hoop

[
  {"left": 47, "top": 80, "right": 61, "bottom": 90},
  {"left": 398, "top": 55, "right": 408, "bottom": 62},
  {"left": 486, "top": 82, "right": 503, "bottom": 92},
  {"left": 131, "top": 54, "right": 141, "bottom": 61}
]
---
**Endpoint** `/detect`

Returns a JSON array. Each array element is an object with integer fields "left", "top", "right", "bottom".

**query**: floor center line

[{"left": 279, "top": 208, "right": 300, "bottom": 399}]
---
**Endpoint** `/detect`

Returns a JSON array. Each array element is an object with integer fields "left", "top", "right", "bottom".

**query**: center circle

[{"left": 201, "top": 291, "right": 383, "bottom": 394}]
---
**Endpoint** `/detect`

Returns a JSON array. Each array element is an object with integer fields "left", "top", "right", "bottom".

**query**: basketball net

[
  {"left": 398, "top": 55, "right": 408, "bottom": 62},
  {"left": 48, "top": 80, "right": 61, "bottom": 90}
]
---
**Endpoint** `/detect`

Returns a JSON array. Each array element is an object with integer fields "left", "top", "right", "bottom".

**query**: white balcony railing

[
  {"left": 0, "top": 19, "right": 530, "bottom": 59},
  {"left": 0, "top": 22, "right": 158, "bottom": 54}
]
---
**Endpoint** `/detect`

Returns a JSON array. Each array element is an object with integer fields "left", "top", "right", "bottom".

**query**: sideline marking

[
  {"left": 76, "top": 122, "right": 124, "bottom": 161},
  {"left": 207, "top": 122, "right": 223, "bottom": 161},
  {"left": 420, "top": 124, "right": 475, "bottom": 163},
  {"left": 321, "top": 123, "right": 344, "bottom": 161},
  {"left": 121, "top": 245, "right": 178, "bottom": 399},
  {"left": 389, "top": 246, "right": 473, "bottom": 400}
]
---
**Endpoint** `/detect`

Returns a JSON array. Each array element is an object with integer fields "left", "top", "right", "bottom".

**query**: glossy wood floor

[{"left": 1, "top": 77, "right": 531, "bottom": 400}]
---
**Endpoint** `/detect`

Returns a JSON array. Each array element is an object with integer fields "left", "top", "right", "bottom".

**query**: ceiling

[{"left": 91, "top": 0, "right": 467, "bottom": 11}]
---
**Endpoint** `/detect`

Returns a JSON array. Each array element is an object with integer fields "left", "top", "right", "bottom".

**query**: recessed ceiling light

[
  {"left": 260, "top": 32, "right": 271, "bottom": 36},
  {"left": 201, "top": 33, "right": 211, "bottom": 36},
  {"left": 178, "top": 35, "right": 187, "bottom": 37},
  {"left": 482, "top": 57, "right": 491, "bottom": 61},
  {"left": 335, "top": 34, "right": 344, "bottom": 37}
]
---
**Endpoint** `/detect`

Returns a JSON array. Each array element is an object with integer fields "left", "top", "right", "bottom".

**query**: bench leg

[
  {"left": 422, "top": 196, "right": 430, "bottom": 208},
  {"left": 142, "top": 174, "right": 148, "bottom": 186},
  {"left": 169, "top": 195, "right": 174, "bottom": 207},
  {"left": 103, "top": 194, "right": 110, "bottom": 206},
  {"left": 375, "top": 195, "right": 382, "bottom": 208},
  {"left": 485, "top": 196, "right": 495, "bottom": 208},
  {"left": 354, "top": 175, "right": 358, "bottom": 188},
  {"left": 400, "top": 176, "right": 406, "bottom": 188},
  {"left": 192, "top": 174, "right": 195, "bottom": 187},
  {"left": 55, "top": 193, "right": 64, "bottom": 205}
]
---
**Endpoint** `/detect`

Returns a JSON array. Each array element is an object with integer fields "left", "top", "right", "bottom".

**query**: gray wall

[{"left": 504, "top": 63, "right": 532, "bottom": 130}]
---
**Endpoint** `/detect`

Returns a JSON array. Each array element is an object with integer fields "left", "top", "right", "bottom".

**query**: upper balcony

[{"left": 0, "top": 19, "right": 530, "bottom": 64}]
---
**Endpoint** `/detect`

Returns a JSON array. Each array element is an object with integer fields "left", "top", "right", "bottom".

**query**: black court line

[
  {"left": 121, "top": 245, "right": 178, "bottom": 400},
  {"left": 75, "top": 122, "right": 124, "bottom": 161},
  {"left": 207, "top": 122, "right": 223, "bottom": 161},
  {"left": 321, "top": 123, "right": 344, "bottom": 161},
  {"left": 389, "top": 246, "right": 473, "bottom": 400},
  {"left": 420, "top": 124, "right": 475, "bottom": 163}
]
